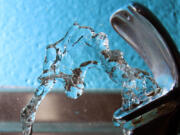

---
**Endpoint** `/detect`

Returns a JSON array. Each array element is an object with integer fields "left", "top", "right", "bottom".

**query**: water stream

[{"left": 20, "top": 23, "right": 161, "bottom": 135}]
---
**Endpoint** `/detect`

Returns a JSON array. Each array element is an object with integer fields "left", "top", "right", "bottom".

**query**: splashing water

[{"left": 20, "top": 23, "right": 161, "bottom": 135}]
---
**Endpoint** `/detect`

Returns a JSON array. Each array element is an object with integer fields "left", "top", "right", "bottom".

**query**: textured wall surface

[{"left": 0, "top": 0, "right": 179, "bottom": 90}]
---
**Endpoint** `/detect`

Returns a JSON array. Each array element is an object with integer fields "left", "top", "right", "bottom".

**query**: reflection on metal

[
  {"left": 111, "top": 2, "right": 180, "bottom": 135},
  {"left": 0, "top": 92, "right": 121, "bottom": 122},
  {"left": 111, "top": 3, "right": 178, "bottom": 90},
  {"left": 0, "top": 122, "right": 122, "bottom": 134},
  {"left": 0, "top": 91, "right": 122, "bottom": 134}
]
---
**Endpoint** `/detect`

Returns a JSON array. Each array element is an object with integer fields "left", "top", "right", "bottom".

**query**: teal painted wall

[{"left": 0, "top": 0, "right": 179, "bottom": 90}]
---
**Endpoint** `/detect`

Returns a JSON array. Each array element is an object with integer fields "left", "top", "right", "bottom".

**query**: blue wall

[{"left": 0, "top": 0, "right": 179, "bottom": 90}]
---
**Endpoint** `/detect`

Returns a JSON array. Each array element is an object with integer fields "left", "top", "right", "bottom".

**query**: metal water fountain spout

[{"left": 110, "top": 2, "right": 180, "bottom": 135}]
